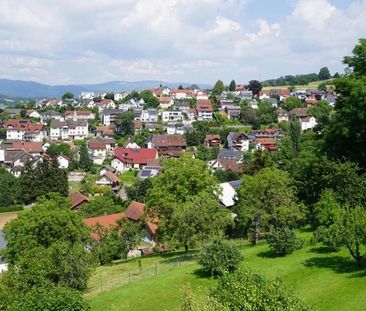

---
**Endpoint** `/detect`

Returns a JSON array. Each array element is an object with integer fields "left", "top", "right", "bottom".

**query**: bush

[
  {"left": 210, "top": 270, "right": 313, "bottom": 311},
  {"left": 0, "top": 205, "right": 23, "bottom": 213},
  {"left": 266, "top": 227, "right": 303, "bottom": 256},
  {"left": 197, "top": 241, "right": 243, "bottom": 276},
  {"left": 8, "top": 286, "right": 89, "bottom": 311},
  {"left": 311, "top": 225, "right": 342, "bottom": 252}
]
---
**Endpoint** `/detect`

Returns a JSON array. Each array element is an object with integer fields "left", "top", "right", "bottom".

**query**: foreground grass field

[{"left": 87, "top": 232, "right": 366, "bottom": 311}]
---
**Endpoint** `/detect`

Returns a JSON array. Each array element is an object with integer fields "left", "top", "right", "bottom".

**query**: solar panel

[{"left": 140, "top": 170, "right": 152, "bottom": 177}]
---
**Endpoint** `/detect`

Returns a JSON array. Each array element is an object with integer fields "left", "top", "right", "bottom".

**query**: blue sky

[{"left": 0, "top": 0, "right": 365, "bottom": 85}]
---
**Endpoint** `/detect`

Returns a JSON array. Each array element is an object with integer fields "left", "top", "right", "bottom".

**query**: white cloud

[{"left": 0, "top": 0, "right": 365, "bottom": 85}]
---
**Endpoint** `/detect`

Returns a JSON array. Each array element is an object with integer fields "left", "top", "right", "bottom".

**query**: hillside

[{"left": 0, "top": 79, "right": 211, "bottom": 99}]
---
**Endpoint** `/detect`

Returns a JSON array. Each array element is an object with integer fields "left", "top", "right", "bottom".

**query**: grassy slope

[
  {"left": 262, "top": 80, "right": 332, "bottom": 91},
  {"left": 87, "top": 233, "right": 366, "bottom": 311}
]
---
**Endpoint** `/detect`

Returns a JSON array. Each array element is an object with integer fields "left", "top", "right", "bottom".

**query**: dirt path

[{"left": 0, "top": 212, "right": 18, "bottom": 230}]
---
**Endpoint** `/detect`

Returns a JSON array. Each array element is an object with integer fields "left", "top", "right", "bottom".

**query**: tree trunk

[{"left": 184, "top": 244, "right": 189, "bottom": 253}]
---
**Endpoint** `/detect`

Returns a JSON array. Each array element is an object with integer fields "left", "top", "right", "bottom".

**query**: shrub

[
  {"left": 311, "top": 225, "right": 342, "bottom": 252},
  {"left": 197, "top": 241, "right": 243, "bottom": 276},
  {"left": 266, "top": 227, "right": 303, "bottom": 256},
  {"left": 210, "top": 270, "right": 312, "bottom": 311}
]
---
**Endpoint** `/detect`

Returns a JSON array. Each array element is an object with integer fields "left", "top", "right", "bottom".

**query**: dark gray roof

[
  {"left": 229, "top": 180, "right": 243, "bottom": 190},
  {"left": 218, "top": 148, "right": 243, "bottom": 162},
  {"left": 50, "top": 119, "right": 88, "bottom": 129}
]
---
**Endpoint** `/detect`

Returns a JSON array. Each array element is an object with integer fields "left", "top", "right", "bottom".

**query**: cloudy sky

[{"left": 0, "top": 0, "right": 365, "bottom": 85}]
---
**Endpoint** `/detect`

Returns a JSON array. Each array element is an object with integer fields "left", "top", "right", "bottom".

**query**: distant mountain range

[{"left": 0, "top": 79, "right": 211, "bottom": 99}]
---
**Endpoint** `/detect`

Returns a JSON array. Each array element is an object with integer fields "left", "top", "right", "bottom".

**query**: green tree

[
  {"left": 126, "top": 178, "right": 153, "bottom": 202},
  {"left": 0, "top": 167, "right": 20, "bottom": 207},
  {"left": 4, "top": 194, "right": 90, "bottom": 263},
  {"left": 283, "top": 96, "right": 305, "bottom": 111},
  {"left": 197, "top": 241, "right": 243, "bottom": 276},
  {"left": 116, "top": 110, "right": 135, "bottom": 136},
  {"left": 140, "top": 90, "right": 159, "bottom": 109},
  {"left": 212, "top": 80, "right": 225, "bottom": 96},
  {"left": 236, "top": 168, "right": 303, "bottom": 244},
  {"left": 333, "top": 72, "right": 340, "bottom": 78},
  {"left": 331, "top": 206, "right": 366, "bottom": 266},
  {"left": 7, "top": 286, "right": 89, "bottom": 311},
  {"left": 147, "top": 155, "right": 220, "bottom": 244},
  {"left": 248, "top": 80, "right": 262, "bottom": 96},
  {"left": 78, "top": 193, "right": 125, "bottom": 218},
  {"left": 228, "top": 80, "right": 236, "bottom": 92},
  {"left": 309, "top": 100, "right": 332, "bottom": 132},
  {"left": 266, "top": 227, "right": 303, "bottom": 256},
  {"left": 19, "top": 159, "right": 68, "bottom": 204},
  {"left": 62, "top": 92, "right": 74, "bottom": 100},
  {"left": 79, "top": 142, "right": 92, "bottom": 172},
  {"left": 318, "top": 67, "right": 331, "bottom": 80},
  {"left": 343, "top": 38, "right": 366, "bottom": 76},
  {"left": 171, "top": 192, "right": 232, "bottom": 251},
  {"left": 178, "top": 84, "right": 184, "bottom": 90},
  {"left": 289, "top": 119, "right": 302, "bottom": 157},
  {"left": 210, "top": 270, "right": 312, "bottom": 311}
]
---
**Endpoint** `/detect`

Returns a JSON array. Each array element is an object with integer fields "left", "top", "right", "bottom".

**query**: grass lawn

[
  {"left": 0, "top": 211, "right": 20, "bottom": 230},
  {"left": 69, "top": 181, "right": 82, "bottom": 193},
  {"left": 119, "top": 170, "right": 137, "bottom": 186},
  {"left": 87, "top": 231, "right": 366, "bottom": 311},
  {"left": 262, "top": 80, "right": 334, "bottom": 91}
]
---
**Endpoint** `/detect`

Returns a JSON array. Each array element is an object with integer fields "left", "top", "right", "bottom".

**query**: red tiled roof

[
  {"left": 88, "top": 141, "right": 106, "bottom": 149},
  {"left": 69, "top": 192, "right": 90, "bottom": 210},
  {"left": 217, "top": 159, "right": 242, "bottom": 173},
  {"left": 83, "top": 212, "right": 126, "bottom": 228},
  {"left": 196, "top": 99, "right": 213, "bottom": 112},
  {"left": 4, "top": 120, "right": 44, "bottom": 132},
  {"left": 124, "top": 201, "right": 145, "bottom": 221},
  {"left": 254, "top": 137, "right": 276, "bottom": 145},
  {"left": 151, "top": 135, "right": 186, "bottom": 147},
  {"left": 159, "top": 96, "right": 172, "bottom": 103},
  {"left": 114, "top": 148, "right": 158, "bottom": 165},
  {"left": 104, "top": 171, "right": 120, "bottom": 183},
  {"left": 12, "top": 141, "right": 43, "bottom": 153}
]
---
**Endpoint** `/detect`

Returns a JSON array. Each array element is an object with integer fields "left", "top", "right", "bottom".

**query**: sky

[{"left": 0, "top": 0, "right": 365, "bottom": 85}]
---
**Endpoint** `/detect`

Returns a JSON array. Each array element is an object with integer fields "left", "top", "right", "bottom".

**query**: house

[
  {"left": 80, "top": 92, "right": 95, "bottom": 100},
  {"left": 171, "top": 89, "right": 194, "bottom": 100},
  {"left": 96, "top": 171, "right": 120, "bottom": 189},
  {"left": 4, "top": 120, "right": 46, "bottom": 142},
  {"left": 262, "top": 98, "right": 278, "bottom": 107},
  {"left": 3, "top": 149, "right": 34, "bottom": 177},
  {"left": 270, "top": 89, "right": 290, "bottom": 101},
  {"left": 100, "top": 109, "right": 124, "bottom": 126},
  {"left": 276, "top": 108, "right": 289, "bottom": 122},
  {"left": 138, "top": 159, "right": 162, "bottom": 179},
  {"left": 166, "top": 123, "right": 189, "bottom": 135},
  {"left": 57, "top": 153, "right": 70, "bottom": 169},
  {"left": 248, "top": 128, "right": 284, "bottom": 141},
  {"left": 99, "top": 165, "right": 117, "bottom": 176},
  {"left": 64, "top": 110, "right": 95, "bottom": 120},
  {"left": 159, "top": 96, "right": 174, "bottom": 109},
  {"left": 114, "top": 92, "right": 128, "bottom": 101},
  {"left": 148, "top": 134, "right": 186, "bottom": 157},
  {"left": 248, "top": 99, "right": 258, "bottom": 109},
  {"left": 289, "top": 108, "right": 317, "bottom": 131},
  {"left": 10, "top": 141, "right": 43, "bottom": 157},
  {"left": 173, "top": 101, "right": 191, "bottom": 112},
  {"left": 40, "top": 111, "right": 63, "bottom": 124},
  {"left": 195, "top": 99, "right": 213, "bottom": 121},
  {"left": 208, "top": 159, "right": 242, "bottom": 174},
  {"left": 204, "top": 134, "right": 221, "bottom": 148},
  {"left": 219, "top": 180, "right": 243, "bottom": 208},
  {"left": 123, "top": 138, "right": 140, "bottom": 149},
  {"left": 133, "top": 120, "right": 143, "bottom": 135},
  {"left": 27, "top": 109, "right": 41, "bottom": 119},
  {"left": 69, "top": 192, "right": 90, "bottom": 210},
  {"left": 124, "top": 201, "right": 145, "bottom": 222},
  {"left": 4, "top": 109, "right": 21, "bottom": 118},
  {"left": 225, "top": 105, "right": 241, "bottom": 120},
  {"left": 306, "top": 89, "right": 326, "bottom": 101},
  {"left": 217, "top": 148, "right": 243, "bottom": 163},
  {"left": 161, "top": 110, "right": 183, "bottom": 123},
  {"left": 88, "top": 138, "right": 116, "bottom": 165},
  {"left": 219, "top": 99, "right": 234, "bottom": 109},
  {"left": 142, "top": 109, "right": 158, "bottom": 123},
  {"left": 95, "top": 125, "right": 116, "bottom": 138},
  {"left": 253, "top": 138, "right": 277, "bottom": 152},
  {"left": 112, "top": 148, "right": 158, "bottom": 172},
  {"left": 227, "top": 132, "right": 249, "bottom": 152},
  {"left": 94, "top": 99, "right": 116, "bottom": 112},
  {"left": 237, "top": 91, "right": 253, "bottom": 99},
  {"left": 50, "top": 119, "right": 89, "bottom": 140}
]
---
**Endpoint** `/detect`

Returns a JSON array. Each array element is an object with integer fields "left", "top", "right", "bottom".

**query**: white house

[
  {"left": 289, "top": 108, "right": 317, "bottom": 131},
  {"left": 4, "top": 120, "right": 46, "bottom": 142},
  {"left": 161, "top": 110, "right": 183, "bottom": 123},
  {"left": 57, "top": 154, "right": 70, "bottom": 169},
  {"left": 100, "top": 109, "right": 124, "bottom": 126},
  {"left": 227, "top": 132, "right": 249, "bottom": 152},
  {"left": 64, "top": 110, "right": 95, "bottom": 120},
  {"left": 142, "top": 109, "right": 158, "bottom": 123},
  {"left": 50, "top": 119, "right": 89, "bottom": 140},
  {"left": 196, "top": 99, "right": 213, "bottom": 121}
]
